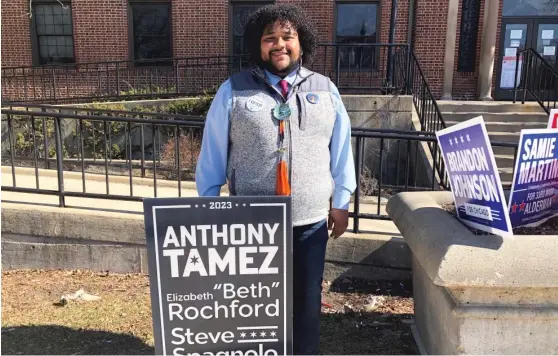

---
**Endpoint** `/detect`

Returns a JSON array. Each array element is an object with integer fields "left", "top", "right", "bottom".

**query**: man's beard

[{"left": 260, "top": 52, "right": 300, "bottom": 77}]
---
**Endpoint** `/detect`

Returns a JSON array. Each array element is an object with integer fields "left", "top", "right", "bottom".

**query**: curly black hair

[{"left": 243, "top": 4, "right": 318, "bottom": 67}]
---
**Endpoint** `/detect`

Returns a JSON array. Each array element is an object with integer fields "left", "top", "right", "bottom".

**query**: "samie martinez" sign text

[{"left": 508, "top": 129, "right": 558, "bottom": 228}]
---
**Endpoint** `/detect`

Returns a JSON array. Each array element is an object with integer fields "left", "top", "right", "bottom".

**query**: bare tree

[{"left": 22, "top": 0, "right": 68, "bottom": 18}]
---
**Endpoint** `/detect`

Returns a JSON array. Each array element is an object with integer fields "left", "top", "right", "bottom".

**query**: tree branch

[
  {"left": 56, "top": 0, "right": 69, "bottom": 10},
  {"left": 23, "top": 0, "right": 68, "bottom": 18}
]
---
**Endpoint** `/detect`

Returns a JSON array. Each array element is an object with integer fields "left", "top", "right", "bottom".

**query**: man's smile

[{"left": 271, "top": 51, "right": 289, "bottom": 57}]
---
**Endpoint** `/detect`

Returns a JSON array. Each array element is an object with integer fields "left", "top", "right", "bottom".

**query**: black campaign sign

[{"left": 143, "top": 196, "right": 293, "bottom": 356}]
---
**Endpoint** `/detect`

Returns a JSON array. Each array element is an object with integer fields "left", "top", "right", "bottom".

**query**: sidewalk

[{"left": 1, "top": 166, "right": 400, "bottom": 236}]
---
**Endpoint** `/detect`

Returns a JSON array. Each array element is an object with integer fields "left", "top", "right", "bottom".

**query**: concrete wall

[
  {"left": 343, "top": 95, "right": 415, "bottom": 190},
  {"left": 1, "top": 200, "right": 411, "bottom": 283}
]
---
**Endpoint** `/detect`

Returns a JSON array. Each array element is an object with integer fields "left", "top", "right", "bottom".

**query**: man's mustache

[{"left": 270, "top": 49, "right": 291, "bottom": 55}]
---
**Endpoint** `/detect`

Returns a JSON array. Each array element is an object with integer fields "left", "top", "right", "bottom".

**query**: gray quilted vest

[{"left": 228, "top": 66, "right": 337, "bottom": 226}]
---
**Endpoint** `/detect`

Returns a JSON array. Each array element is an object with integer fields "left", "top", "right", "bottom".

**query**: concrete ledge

[
  {"left": 342, "top": 95, "right": 413, "bottom": 112},
  {"left": 386, "top": 191, "right": 558, "bottom": 354},
  {"left": 66, "top": 95, "right": 414, "bottom": 114},
  {"left": 1, "top": 165, "right": 200, "bottom": 191},
  {"left": 324, "top": 261, "right": 410, "bottom": 282},
  {"left": 326, "top": 233, "right": 410, "bottom": 269},
  {"left": 1, "top": 202, "right": 410, "bottom": 282},
  {"left": 1, "top": 237, "right": 147, "bottom": 274},
  {"left": 1, "top": 203, "right": 145, "bottom": 245},
  {"left": 386, "top": 191, "right": 558, "bottom": 288}
]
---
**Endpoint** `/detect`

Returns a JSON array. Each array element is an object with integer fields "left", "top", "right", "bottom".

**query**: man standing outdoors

[{"left": 195, "top": 4, "right": 356, "bottom": 354}]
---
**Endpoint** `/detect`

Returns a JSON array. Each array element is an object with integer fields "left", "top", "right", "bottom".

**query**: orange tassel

[
  {"left": 275, "top": 160, "right": 291, "bottom": 195},
  {"left": 279, "top": 121, "right": 284, "bottom": 135}
]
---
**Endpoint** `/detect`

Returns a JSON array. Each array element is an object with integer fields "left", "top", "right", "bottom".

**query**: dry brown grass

[{"left": 2, "top": 269, "right": 417, "bottom": 355}]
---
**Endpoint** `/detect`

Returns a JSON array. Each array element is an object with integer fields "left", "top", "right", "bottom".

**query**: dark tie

[
  {"left": 276, "top": 79, "right": 290, "bottom": 196},
  {"left": 279, "top": 79, "right": 289, "bottom": 98}
]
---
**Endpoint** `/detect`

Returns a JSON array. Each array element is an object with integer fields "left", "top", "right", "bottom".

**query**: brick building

[{"left": 1, "top": 0, "right": 557, "bottom": 100}]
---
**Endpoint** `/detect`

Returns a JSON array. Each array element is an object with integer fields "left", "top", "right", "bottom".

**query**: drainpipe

[
  {"left": 407, "top": 0, "right": 416, "bottom": 50},
  {"left": 386, "top": 0, "right": 398, "bottom": 90},
  {"left": 406, "top": 0, "right": 416, "bottom": 94}
]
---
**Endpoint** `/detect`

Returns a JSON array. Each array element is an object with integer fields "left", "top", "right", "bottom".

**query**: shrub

[
  {"left": 160, "top": 131, "right": 202, "bottom": 180},
  {"left": 164, "top": 95, "right": 214, "bottom": 116}
]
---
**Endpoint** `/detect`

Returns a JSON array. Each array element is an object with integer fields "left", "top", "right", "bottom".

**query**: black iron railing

[
  {"left": 311, "top": 43, "right": 410, "bottom": 94},
  {"left": 350, "top": 128, "right": 441, "bottom": 232},
  {"left": 6, "top": 102, "right": 206, "bottom": 121},
  {"left": 1, "top": 107, "right": 205, "bottom": 207},
  {"left": 513, "top": 48, "right": 558, "bottom": 114},
  {"left": 1, "top": 54, "right": 242, "bottom": 104},
  {"left": 406, "top": 51, "right": 450, "bottom": 188},
  {"left": 1, "top": 43, "right": 410, "bottom": 104},
  {"left": 400, "top": 51, "right": 520, "bottom": 192},
  {"left": 2, "top": 105, "right": 518, "bottom": 233},
  {"left": 2, "top": 103, "right": 205, "bottom": 178}
]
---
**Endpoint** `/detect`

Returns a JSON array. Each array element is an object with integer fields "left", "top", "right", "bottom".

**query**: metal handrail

[
  {"left": 409, "top": 51, "right": 447, "bottom": 129},
  {"left": 403, "top": 50, "right": 450, "bottom": 188},
  {"left": 0, "top": 108, "right": 204, "bottom": 126},
  {"left": 1, "top": 54, "right": 248, "bottom": 71},
  {"left": 1, "top": 43, "right": 410, "bottom": 71},
  {"left": 2, "top": 43, "right": 410, "bottom": 104},
  {"left": 4, "top": 103, "right": 206, "bottom": 121},
  {"left": 513, "top": 48, "right": 558, "bottom": 114}
]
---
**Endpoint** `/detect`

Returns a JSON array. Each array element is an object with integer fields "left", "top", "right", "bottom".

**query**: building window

[
  {"left": 129, "top": 1, "right": 172, "bottom": 65},
  {"left": 31, "top": 2, "right": 75, "bottom": 65},
  {"left": 335, "top": 2, "right": 379, "bottom": 69},
  {"left": 230, "top": 2, "right": 273, "bottom": 57},
  {"left": 457, "top": 0, "right": 481, "bottom": 72},
  {"left": 503, "top": 0, "right": 558, "bottom": 17}
]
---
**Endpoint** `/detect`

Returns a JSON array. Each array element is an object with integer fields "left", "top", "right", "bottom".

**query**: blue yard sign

[
  {"left": 436, "top": 116, "right": 513, "bottom": 236},
  {"left": 508, "top": 129, "right": 558, "bottom": 228}
]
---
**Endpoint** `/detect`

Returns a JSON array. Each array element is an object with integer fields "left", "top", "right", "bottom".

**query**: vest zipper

[{"left": 250, "top": 68, "right": 314, "bottom": 193}]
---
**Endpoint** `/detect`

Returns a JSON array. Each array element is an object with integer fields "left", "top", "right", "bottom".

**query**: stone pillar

[
  {"left": 441, "top": 0, "right": 460, "bottom": 100},
  {"left": 477, "top": 0, "right": 500, "bottom": 100}
]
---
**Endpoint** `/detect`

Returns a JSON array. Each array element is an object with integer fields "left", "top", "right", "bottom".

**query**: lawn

[{"left": 2, "top": 269, "right": 417, "bottom": 355}]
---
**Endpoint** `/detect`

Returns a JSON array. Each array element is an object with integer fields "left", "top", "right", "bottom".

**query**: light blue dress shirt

[{"left": 195, "top": 68, "right": 356, "bottom": 210}]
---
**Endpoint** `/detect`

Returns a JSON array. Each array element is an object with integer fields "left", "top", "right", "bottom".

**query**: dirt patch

[
  {"left": 442, "top": 203, "right": 558, "bottom": 235},
  {"left": 513, "top": 216, "right": 558, "bottom": 235},
  {"left": 2, "top": 270, "right": 417, "bottom": 355},
  {"left": 320, "top": 278, "right": 416, "bottom": 355}
]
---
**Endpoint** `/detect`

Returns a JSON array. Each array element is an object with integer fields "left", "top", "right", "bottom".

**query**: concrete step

[
  {"left": 495, "top": 154, "right": 516, "bottom": 169},
  {"left": 492, "top": 144, "right": 519, "bottom": 156},
  {"left": 498, "top": 167, "right": 514, "bottom": 184},
  {"left": 437, "top": 101, "right": 545, "bottom": 114},
  {"left": 495, "top": 153, "right": 515, "bottom": 184},
  {"left": 442, "top": 112, "right": 548, "bottom": 124},
  {"left": 489, "top": 132, "right": 521, "bottom": 144},
  {"left": 445, "top": 120, "right": 547, "bottom": 133}
]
